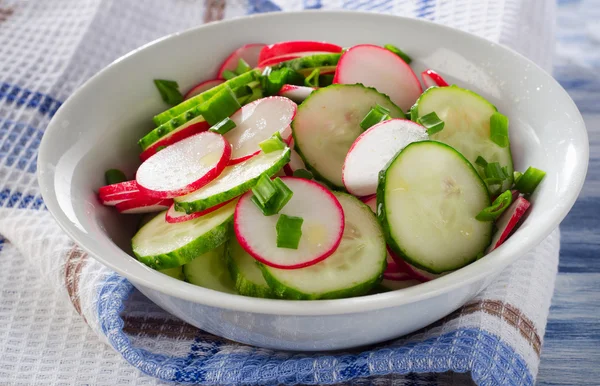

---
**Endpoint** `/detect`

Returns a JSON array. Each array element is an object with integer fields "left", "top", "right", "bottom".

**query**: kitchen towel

[{"left": 0, "top": 0, "right": 558, "bottom": 385}]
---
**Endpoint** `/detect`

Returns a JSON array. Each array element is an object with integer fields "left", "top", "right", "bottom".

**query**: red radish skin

[
  {"left": 116, "top": 198, "right": 172, "bottom": 214},
  {"left": 234, "top": 177, "right": 344, "bottom": 269},
  {"left": 184, "top": 79, "right": 224, "bottom": 100},
  {"left": 487, "top": 196, "right": 531, "bottom": 252},
  {"left": 136, "top": 132, "right": 231, "bottom": 198},
  {"left": 217, "top": 43, "right": 265, "bottom": 79},
  {"left": 383, "top": 255, "right": 414, "bottom": 281},
  {"left": 278, "top": 84, "right": 315, "bottom": 103},
  {"left": 165, "top": 199, "right": 233, "bottom": 223},
  {"left": 342, "top": 119, "right": 428, "bottom": 197},
  {"left": 98, "top": 180, "right": 144, "bottom": 205},
  {"left": 224, "top": 97, "right": 296, "bottom": 165},
  {"left": 140, "top": 119, "right": 210, "bottom": 161},
  {"left": 258, "top": 41, "right": 342, "bottom": 63},
  {"left": 421, "top": 69, "right": 449, "bottom": 88},
  {"left": 333, "top": 44, "right": 422, "bottom": 111}
]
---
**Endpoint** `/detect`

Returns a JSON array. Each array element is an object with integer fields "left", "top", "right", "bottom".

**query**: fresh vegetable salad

[{"left": 98, "top": 41, "right": 546, "bottom": 300}]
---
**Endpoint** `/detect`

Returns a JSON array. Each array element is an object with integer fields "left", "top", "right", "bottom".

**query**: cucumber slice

[
  {"left": 132, "top": 200, "right": 236, "bottom": 269},
  {"left": 414, "top": 86, "right": 514, "bottom": 192},
  {"left": 153, "top": 70, "right": 260, "bottom": 126},
  {"left": 225, "top": 238, "right": 275, "bottom": 298},
  {"left": 139, "top": 114, "right": 208, "bottom": 152},
  {"left": 259, "top": 192, "right": 386, "bottom": 300},
  {"left": 182, "top": 245, "right": 236, "bottom": 294},
  {"left": 292, "top": 84, "right": 404, "bottom": 188},
  {"left": 174, "top": 148, "right": 290, "bottom": 213},
  {"left": 378, "top": 141, "right": 492, "bottom": 273},
  {"left": 159, "top": 266, "right": 185, "bottom": 280}
]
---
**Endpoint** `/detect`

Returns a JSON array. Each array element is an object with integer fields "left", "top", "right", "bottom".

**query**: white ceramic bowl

[{"left": 38, "top": 11, "right": 588, "bottom": 351}]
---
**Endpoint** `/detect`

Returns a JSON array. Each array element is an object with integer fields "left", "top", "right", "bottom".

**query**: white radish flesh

[
  {"left": 487, "top": 196, "right": 531, "bottom": 252},
  {"left": 224, "top": 97, "right": 296, "bottom": 165},
  {"left": 343, "top": 119, "right": 428, "bottom": 197},
  {"left": 136, "top": 131, "right": 231, "bottom": 198},
  {"left": 278, "top": 84, "right": 315, "bottom": 103},
  {"left": 333, "top": 44, "right": 422, "bottom": 111},
  {"left": 217, "top": 43, "right": 265, "bottom": 79},
  {"left": 184, "top": 79, "right": 225, "bottom": 100},
  {"left": 116, "top": 198, "right": 172, "bottom": 214},
  {"left": 234, "top": 177, "right": 344, "bottom": 269}
]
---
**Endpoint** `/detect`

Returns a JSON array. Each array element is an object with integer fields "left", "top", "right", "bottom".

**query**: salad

[{"left": 97, "top": 41, "right": 546, "bottom": 300}]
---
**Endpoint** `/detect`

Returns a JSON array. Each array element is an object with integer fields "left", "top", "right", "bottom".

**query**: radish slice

[
  {"left": 421, "top": 69, "right": 449, "bottom": 88},
  {"left": 217, "top": 43, "right": 266, "bottom": 79},
  {"left": 165, "top": 199, "right": 233, "bottom": 224},
  {"left": 258, "top": 51, "right": 339, "bottom": 68},
  {"left": 140, "top": 117, "right": 210, "bottom": 162},
  {"left": 383, "top": 256, "right": 413, "bottom": 281},
  {"left": 343, "top": 119, "right": 428, "bottom": 197},
  {"left": 98, "top": 180, "right": 143, "bottom": 205},
  {"left": 283, "top": 149, "right": 306, "bottom": 176},
  {"left": 278, "top": 84, "right": 315, "bottom": 103},
  {"left": 116, "top": 197, "right": 172, "bottom": 214},
  {"left": 224, "top": 96, "right": 296, "bottom": 165},
  {"left": 487, "top": 196, "right": 531, "bottom": 252},
  {"left": 234, "top": 177, "right": 344, "bottom": 269},
  {"left": 333, "top": 44, "right": 422, "bottom": 111},
  {"left": 258, "top": 41, "right": 342, "bottom": 64},
  {"left": 136, "top": 131, "right": 231, "bottom": 198},
  {"left": 184, "top": 79, "right": 224, "bottom": 100}
]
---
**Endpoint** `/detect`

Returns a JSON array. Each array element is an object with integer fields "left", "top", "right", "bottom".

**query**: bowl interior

[{"left": 38, "top": 11, "right": 588, "bottom": 315}]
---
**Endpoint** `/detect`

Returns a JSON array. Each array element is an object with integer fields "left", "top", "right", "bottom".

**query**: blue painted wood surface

[{"left": 537, "top": 1, "right": 600, "bottom": 384}]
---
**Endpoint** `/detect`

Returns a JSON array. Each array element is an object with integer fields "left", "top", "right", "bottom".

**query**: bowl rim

[{"left": 38, "top": 10, "right": 589, "bottom": 316}]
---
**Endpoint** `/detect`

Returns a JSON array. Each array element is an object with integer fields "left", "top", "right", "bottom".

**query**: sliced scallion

[
  {"left": 292, "top": 169, "right": 313, "bottom": 180},
  {"left": 251, "top": 174, "right": 293, "bottom": 216},
  {"left": 514, "top": 166, "right": 546, "bottom": 194},
  {"left": 276, "top": 214, "right": 303, "bottom": 249},
  {"left": 490, "top": 112, "right": 509, "bottom": 148},
  {"left": 153, "top": 79, "right": 183, "bottom": 106},
  {"left": 475, "top": 156, "right": 488, "bottom": 168},
  {"left": 259, "top": 132, "right": 286, "bottom": 153},
  {"left": 198, "top": 86, "right": 241, "bottom": 125},
  {"left": 105, "top": 169, "right": 126, "bottom": 185},
  {"left": 251, "top": 174, "right": 278, "bottom": 207},
  {"left": 209, "top": 117, "right": 236, "bottom": 135},
  {"left": 304, "top": 68, "right": 320, "bottom": 88},
  {"left": 360, "top": 104, "right": 391, "bottom": 130},
  {"left": 417, "top": 111, "right": 444, "bottom": 135},
  {"left": 235, "top": 58, "right": 252, "bottom": 75},
  {"left": 221, "top": 70, "right": 238, "bottom": 80},
  {"left": 476, "top": 190, "right": 513, "bottom": 221}
]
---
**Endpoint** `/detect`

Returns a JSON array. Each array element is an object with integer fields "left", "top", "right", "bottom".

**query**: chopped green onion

[
  {"left": 360, "top": 104, "right": 391, "bottom": 130},
  {"left": 383, "top": 44, "right": 412, "bottom": 64},
  {"left": 475, "top": 156, "right": 488, "bottom": 168},
  {"left": 514, "top": 166, "right": 546, "bottom": 194},
  {"left": 304, "top": 68, "right": 320, "bottom": 87},
  {"left": 105, "top": 169, "right": 126, "bottom": 185},
  {"left": 233, "top": 85, "right": 252, "bottom": 100},
  {"left": 276, "top": 214, "right": 304, "bottom": 249},
  {"left": 484, "top": 177, "right": 505, "bottom": 186},
  {"left": 222, "top": 70, "right": 238, "bottom": 80},
  {"left": 251, "top": 175, "right": 294, "bottom": 216},
  {"left": 259, "top": 132, "right": 286, "bottom": 153},
  {"left": 485, "top": 162, "right": 508, "bottom": 180},
  {"left": 198, "top": 86, "right": 241, "bottom": 125},
  {"left": 156, "top": 146, "right": 166, "bottom": 152},
  {"left": 260, "top": 67, "right": 303, "bottom": 96},
  {"left": 235, "top": 58, "right": 252, "bottom": 75},
  {"left": 292, "top": 169, "right": 313, "bottom": 180},
  {"left": 409, "top": 104, "right": 418, "bottom": 121},
  {"left": 490, "top": 112, "right": 509, "bottom": 148},
  {"left": 153, "top": 79, "right": 183, "bottom": 106},
  {"left": 417, "top": 111, "right": 445, "bottom": 135},
  {"left": 209, "top": 117, "right": 236, "bottom": 135},
  {"left": 251, "top": 174, "right": 278, "bottom": 207},
  {"left": 513, "top": 171, "right": 523, "bottom": 184},
  {"left": 319, "top": 74, "right": 334, "bottom": 87},
  {"left": 476, "top": 190, "right": 513, "bottom": 221}
]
